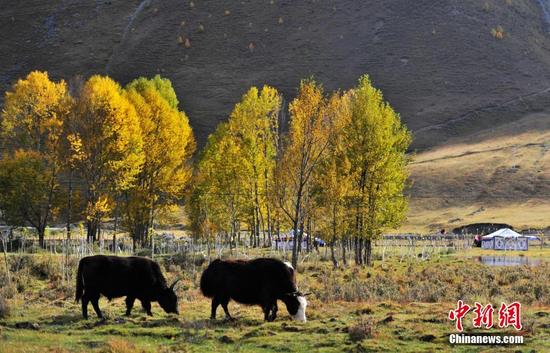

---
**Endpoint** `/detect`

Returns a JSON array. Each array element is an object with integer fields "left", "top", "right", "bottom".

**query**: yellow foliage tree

[
  {"left": 189, "top": 86, "right": 280, "bottom": 249},
  {"left": 226, "top": 86, "right": 281, "bottom": 247},
  {"left": 66, "top": 75, "right": 144, "bottom": 242},
  {"left": 124, "top": 76, "right": 195, "bottom": 246},
  {"left": 0, "top": 71, "right": 69, "bottom": 247},
  {"left": 275, "top": 79, "right": 332, "bottom": 268},
  {"left": 313, "top": 91, "right": 353, "bottom": 267},
  {"left": 189, "top": 123, "right": 245, "bottom": 252}
]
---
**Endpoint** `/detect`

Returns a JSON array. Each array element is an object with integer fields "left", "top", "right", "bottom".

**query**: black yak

[
  {"left": 200, "top": 258, "right": 307, "bottom": 322},
  {"left": 75, "top": 255, "right": 179, "bottom": 319}
]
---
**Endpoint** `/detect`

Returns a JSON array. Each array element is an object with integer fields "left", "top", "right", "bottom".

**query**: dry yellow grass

[{"left": 403, "top": 113, "right": 550, "bottom": 232}]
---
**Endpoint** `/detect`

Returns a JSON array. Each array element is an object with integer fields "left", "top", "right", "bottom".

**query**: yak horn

[{"left": 170, "top": 278, "right": 182, "bottom": 290}]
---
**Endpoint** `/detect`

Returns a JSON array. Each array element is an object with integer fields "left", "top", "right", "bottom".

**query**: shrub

[
  {"left": 1, "top": 282, "right": 17, "bottom": 299},
  {"left": 100, "top": 339, "right": 144, "bottom": 353},
  {"left": 0, "top": 293, "right": 10, "bottom": 318},
  {"left": 348, "top": 316, "right": 375, "bottom": 341},
  {"left": 31, "top": 256, "right": 62, "bottom": 281},
  {"left": 9, "top": 254, "right": 34, "bottom": 273},
  {"left": 135, "top": 249, "right": 152, "bottom": 257}
]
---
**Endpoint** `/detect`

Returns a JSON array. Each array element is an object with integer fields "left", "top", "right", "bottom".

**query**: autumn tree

[
  {"left": 66, "top": 75, "right": 144, "bottom": 242},
  {"left": 189, "top": 123, "right": 245, "bottom": 250},
  {"left": 275, "top": 79, "right": 332, "bottom": 268},
  {"left": 225, "top": 86, "right": 281, "bottom": 247},
  {"left": 123, "top": 76, "right": 195, "bottom": 246},
  {"left": 313, "top": 91, "right": 352, "bottom": 267},
  {"left": 345, "top": 75, "right": 411, "bottom": 266},
  {"left": 0, "top": 152, "right": 62, "bottom": 247},
  {"left": 0, "top": 71, "right": 69, "bottom": 247},
  {"left": 189, "top": 86, "right": 281, "bottom": 249}
]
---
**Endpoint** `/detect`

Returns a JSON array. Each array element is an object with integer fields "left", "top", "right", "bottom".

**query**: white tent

[
  {"left": 482, "top": 228, "right": 539, "bottom": 240},
  {"left": 481, "top": 228, "right": 538, "bottom": 250},
  {"left": 482, "top": 228, "right": 520, "bottom": 239}
]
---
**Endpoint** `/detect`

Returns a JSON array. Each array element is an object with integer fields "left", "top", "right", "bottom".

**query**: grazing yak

[
  {"left": 200, "top": 258, "right": 307, "bottom": 322},
  {"left": 75, "top": 255, "right": 179, "bottom": 319}
]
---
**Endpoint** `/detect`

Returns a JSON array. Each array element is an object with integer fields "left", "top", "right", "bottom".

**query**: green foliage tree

[
  {"left": 345, "top": 75, "right": 411, "bottom": 266},
  {"left": 123, "top": 75, "right": 195, "bottom": 246}
]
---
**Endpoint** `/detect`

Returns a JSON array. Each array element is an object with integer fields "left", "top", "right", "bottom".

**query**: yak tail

[
  {"left": 75, "top": 259, "right": 84, "bottom": 303},
  {"left": 199, "top": 260, "right": 217, "bottom": 298}
]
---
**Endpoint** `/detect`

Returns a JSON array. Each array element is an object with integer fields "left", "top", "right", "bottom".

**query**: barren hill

[
  {"left": 406, "top": 113, "right": 550, "bottom": 232},
  {"left": 2, "top": 0, "right": 550, "bottom": 149}
]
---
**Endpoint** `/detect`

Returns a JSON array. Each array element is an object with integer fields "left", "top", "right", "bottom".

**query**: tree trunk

[
  {"left": 66, "top": 170, "right": 73, "bottom": 241},
  {"left": 330, "top": 240, "right": 338, "bottom": 268},
  {"left": 291, "top": 221, "right": 299, "bottom": 268},
  {"left": 86, "top": 219, "right": 98, "bottom": 243},
  {"left": 38, "top": 227, "right": 46, "bottom": 249},
  {"left": 365, "top": 239, "right": 373, "bottom": 266},
  {"left": 113, "top": 205, "right": 118, "bottom": 254},
  {"left": 331, "top": 216, "right": 338, "bottom": 268},
  {"left": 341, "top": 236, "right": 347, "bottom": 266}
]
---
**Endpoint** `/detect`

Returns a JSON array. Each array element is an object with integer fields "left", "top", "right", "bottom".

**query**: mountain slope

[
  {"left": 405, "top": 112, "right": 550, "bottom": 232},
  {"left": 2, "top": 0, "right": 550, "bottom": 149}
]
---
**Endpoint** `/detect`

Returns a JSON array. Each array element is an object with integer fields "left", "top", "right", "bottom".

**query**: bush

[
  {"left": 31, "top": 256, "right": 62, "bottom": 281},
  {"left": 1, "top": 282, "right": 17, "bottom": 299},
  {"left": 9, "top": 254, "right": 34, "bottom": 273},
  {"left": 0, "top": 293, "right": 10, "bottom": 318},
  {"left": 135, "top": 249, "right": 152, "bottom": 257},
  {"left": 100, "top": 339, "right": 144, "bottom": 353},
  {"left": 348, "top": 316, "right": 375, "bottom": 341},
  {"left": 163, "top": 253, "right": 188, "bottom": 268}
]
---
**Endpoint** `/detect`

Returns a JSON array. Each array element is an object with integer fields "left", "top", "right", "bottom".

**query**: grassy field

[{"left": 0, "top": 247, "right": 549, "bottom": 353}]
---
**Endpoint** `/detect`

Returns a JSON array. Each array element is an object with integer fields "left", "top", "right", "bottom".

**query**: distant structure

[{"left": 481, "top": 228, "right": 539, "bottom": 251}]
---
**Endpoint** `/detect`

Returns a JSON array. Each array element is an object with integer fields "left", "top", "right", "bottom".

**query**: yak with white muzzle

[{"left": 200, "top": 258, "right": 308, "bottom": 322}]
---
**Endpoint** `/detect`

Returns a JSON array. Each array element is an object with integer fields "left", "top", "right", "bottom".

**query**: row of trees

[
  {"left": 0, "top": 72, "right": 195, "bottom": 247},
  {"left": 189, "top": 76, "right": 411, "bottom": 267},
  {"left": 0, "top": 71, "right": 409, "bottom": 267}
]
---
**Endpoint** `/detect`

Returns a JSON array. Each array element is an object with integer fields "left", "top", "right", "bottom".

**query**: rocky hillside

[{"left": 2, "top": 0, "right": 550, "bottom": 149}]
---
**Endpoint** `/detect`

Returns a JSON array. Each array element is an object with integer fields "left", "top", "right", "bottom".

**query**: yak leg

[
  {"left": 81, "top": 292, "right": 90, "bottom": 320},
  {"left": 263, "top": 299, "right": 277, "bottom": 322},
  {"left": 90, "top": 293, "right": 103, "bottom": 319},
  {"left": 262, "top": 305, "right": 271, "bottom": 321},
  {"left": 125, "top": 296, "right": 135, "bottom": 316},
  {"left": 141, "top": 300, "right": 152, "bottom": 316},
  {"left": 268, "top": 302, "right": 278, "bottom": 322},
  {"left": 210, "top": 297, "right": 220, "bottom": 320},
  {"left": 220, "top": 297, "right": 233, "bottom": 320}
]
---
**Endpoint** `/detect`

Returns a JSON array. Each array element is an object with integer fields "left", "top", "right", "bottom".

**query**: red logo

[
  {"left": 472, "top": 302, "right": 494, "bottom": 329},
  {"left": 498, "top": 302, "right": 522, "bottom": 330},
  {"left": 449, "top": 301, "right": 522, "bottom": 332},
  {"left": 449, "top": 300, "right": 471, "bottom": 332}
]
